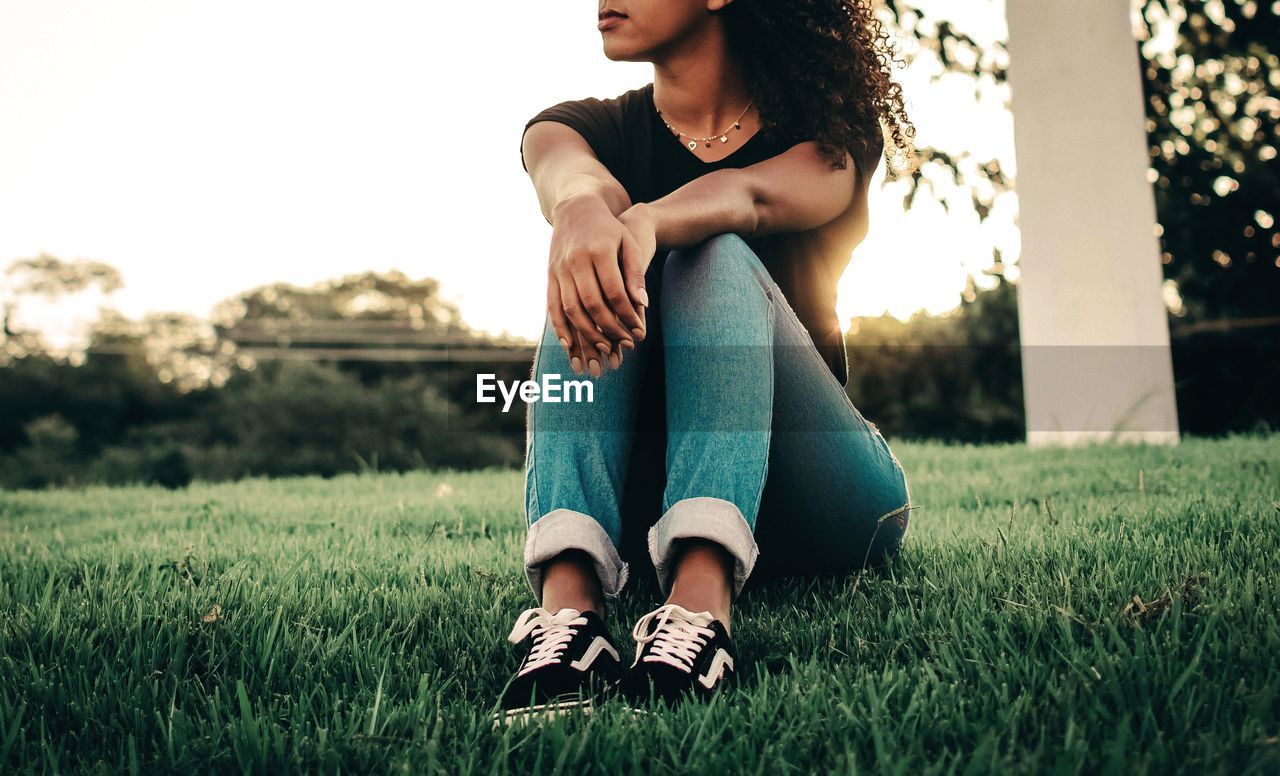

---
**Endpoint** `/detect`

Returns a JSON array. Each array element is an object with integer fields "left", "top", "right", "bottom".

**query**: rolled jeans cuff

[
  {"left": 524, "top": 509, "right": 630, "bottom": 605},
  {"left": 647, "top": 497, "right": 760, "bottom": 600}
]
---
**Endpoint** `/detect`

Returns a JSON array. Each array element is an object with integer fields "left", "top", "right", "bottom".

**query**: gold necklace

[{"left": 656, "top": 96, "right": 755, "bottom": 151}]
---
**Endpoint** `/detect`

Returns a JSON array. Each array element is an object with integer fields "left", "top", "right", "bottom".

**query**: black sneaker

[
  {"left": 493, "top": 606, "right": 623, "bottom": 726},
  {"left": 620, "top": 603, "right": 737, "bottom": 707}
]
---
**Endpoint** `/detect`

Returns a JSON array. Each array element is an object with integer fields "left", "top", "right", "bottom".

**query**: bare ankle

[
  {"left": 666, "top": 539, "right": 734, "bottom": 633},
  {"left": 540, "top": 549, "right": 605, "bottom": 616}
]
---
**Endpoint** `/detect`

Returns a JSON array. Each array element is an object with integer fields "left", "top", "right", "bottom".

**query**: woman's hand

[
  {"left": 547, "top": 195, "right": 647, "bottom": 376},
  {"left": 617, "top": 202, "right": 657, "bottom": 296}
]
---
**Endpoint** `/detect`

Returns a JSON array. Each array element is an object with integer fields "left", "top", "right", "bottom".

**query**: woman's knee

[
  {"left": 695, "top": 231, "right": 754, "bottom": 259},
  {"left": 660, "top": 232, "right": 772, "bottom": 303},
  {"left": 665, "top": 232, "right": 758, "bottom": 272}
]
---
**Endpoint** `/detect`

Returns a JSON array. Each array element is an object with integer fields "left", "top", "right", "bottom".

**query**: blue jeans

[{"left": 522, "top": 232, "right": 914, "bottom": 604}]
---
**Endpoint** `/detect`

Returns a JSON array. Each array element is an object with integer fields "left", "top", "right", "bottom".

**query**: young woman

[{"left": 496, "top": 0, "right": 917, "bottom": 723}]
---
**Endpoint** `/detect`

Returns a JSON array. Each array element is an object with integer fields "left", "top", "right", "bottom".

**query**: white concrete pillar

[{"left": 1004, "top": 0, "right": 1180, "bottom": 446}]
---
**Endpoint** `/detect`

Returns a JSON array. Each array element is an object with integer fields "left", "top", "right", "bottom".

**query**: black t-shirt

[{"left": 521, "top": 81, "right": 878, "bottom": 386}]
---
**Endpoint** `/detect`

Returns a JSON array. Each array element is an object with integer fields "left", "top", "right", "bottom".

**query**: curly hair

[{"left": 721, "top": 0, "right": 917, "bottom": 178}]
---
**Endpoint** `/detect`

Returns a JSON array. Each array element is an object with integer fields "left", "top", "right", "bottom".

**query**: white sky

[{"left": 0, "top": 0, "right": 1018, "bottom": 344}]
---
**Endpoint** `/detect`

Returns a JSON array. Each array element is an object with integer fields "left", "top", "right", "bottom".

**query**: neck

[{"left": 650, "top": 21, "right": 751, "bottom": 137}]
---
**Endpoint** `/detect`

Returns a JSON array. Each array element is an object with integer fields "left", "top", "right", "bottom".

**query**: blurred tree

[
  {"left": 3, "top": 253, "right": 123, "bottom": 299},
  {"left": 1, "top": 253, "right": 124, "bottom": 363},
  {"left": 875, "top": 0, "right": 1278, "bottom": 435},
  {"left": 200, "top": 360, "right": 520, "bottom": 479},
  {"left": 88, "top": 308, "right": 231, "bottom": 392},
  {"left": 0, "top": 263, "right": 526, "bottom": 488},
  {"left": 0, "top": 414, "right": 80, "bottom": 489},
  {"left": 207, "top": 268, "right": 531, "bottom": 440},
  {"left": 1138, "top": 0, "right": 1279, "bottom": 433},
  {"left": 880, "top": 0, "right": 1278, "bottom": 320},
  {"left": 211, "top": 269, "right": 473, "bottom": 333},
  {"left": 845, "top": 271, "right": 1023, "bottom": 443},
  {"left": 1137, "top": 0, "right": 1278, "bottom": 323},
  {"left": 0, "top": 346, "right": 202, "bottom": 457}
]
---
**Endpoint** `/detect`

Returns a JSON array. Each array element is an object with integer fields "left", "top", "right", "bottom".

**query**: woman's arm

[
  {"left": 522, "top": 121, "right": 633, "bottom": 222},
  {"left": 621, "top": 141, "right": 860, "bottom": 252},
  {"left": 522, "top": 121, "right": 649, "bottom": 375}
]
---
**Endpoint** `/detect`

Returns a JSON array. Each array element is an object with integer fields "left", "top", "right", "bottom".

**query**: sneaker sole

[
  {"left": 491, "top": 699, "right": 655, "bottom": 728},
  {"left": 492, "top": 697, "right": 595, "bottom": 728}
]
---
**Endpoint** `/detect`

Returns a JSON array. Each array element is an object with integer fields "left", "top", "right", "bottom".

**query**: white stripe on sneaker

[
  {"left": 697, "top": 648, "right": 733, "bottom": 689},
  {"left": 570, "top": 635, "right": 620, "bottom": 670}
]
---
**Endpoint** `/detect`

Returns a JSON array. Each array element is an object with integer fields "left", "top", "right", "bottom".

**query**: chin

[{"left": 601, "top": 40, "right": 648, "bottom": 63}]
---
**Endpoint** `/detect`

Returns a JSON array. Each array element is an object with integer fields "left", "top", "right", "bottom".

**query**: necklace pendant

[
  {"left": 705, "top": 141, "right": 711, "bottom": 147},
  {"left": 687, "top": 140, "right": 698, "bottom": 150},
  {"left": 719, "top": 135, "right": 729, "bottom": 143}
]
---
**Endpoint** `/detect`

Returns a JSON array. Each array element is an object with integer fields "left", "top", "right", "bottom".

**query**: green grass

[{"left": 1, "top": 433, "right": 1277, "bottom": 774}]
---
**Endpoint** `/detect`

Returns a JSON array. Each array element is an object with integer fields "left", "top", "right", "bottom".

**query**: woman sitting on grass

[{"left": 499, "top": 0, "right": 918, "bottom": 723}]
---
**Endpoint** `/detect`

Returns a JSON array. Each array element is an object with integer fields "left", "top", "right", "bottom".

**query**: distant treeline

[
  {"left": 1, "top": 270, "right": 1275, "bottom": 491},
  {"left": 0, "top": 355, "right": 530, "bottom": 490}
]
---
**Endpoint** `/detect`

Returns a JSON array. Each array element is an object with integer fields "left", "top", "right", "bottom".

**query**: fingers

[
  {"left": 546, "top": 276, "right": 576, "bottom": 363},
  {"left": 546, "top": 218, "right": 649, "bottom": 374},
  {"left": 618, "top": 231, "right": 651, "bottom": 338},
  {"left": 589, "top": 323, "right": 625, "bottom": 373},
  {"left": 550, "top": 273, "right": 631, "bottom": 376},
  {"left": 606, "top": 338, "right": 622, "bottom": 371},
  {"left": 568, "top": 321, "right": 625, "bottom": 375},
  {"left": 576, "top": 326, "right": 602, "bottom": 378},
  {"left": 549, "top": 276, "right": 591, "bottom": 375},
  {"left": 554, "top": 235, "right": 636, "bottom": 347},
  {"left": 593, "top": 253, "right": 644, "bottom": 340},
  {"left": 573, "top": 262, "right": 634, "bottom": 347},
  {"left": 561, "top": 267, "right": 632, "bottom": 357},
  {"left": 557, "top": 274, "right": 612, "bottom": 360}
]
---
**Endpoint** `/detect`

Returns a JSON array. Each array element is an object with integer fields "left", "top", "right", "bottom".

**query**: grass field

[{"left": 1, "top": 433, "right": 1277, "bottom": 773}]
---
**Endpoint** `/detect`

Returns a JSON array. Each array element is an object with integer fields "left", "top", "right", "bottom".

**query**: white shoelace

[
  {"left": 631, "top": 603, "right": 716, "bottom": 673},
  {"left": 507, "top": 607, "right": 588, "bottom": 676}
]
